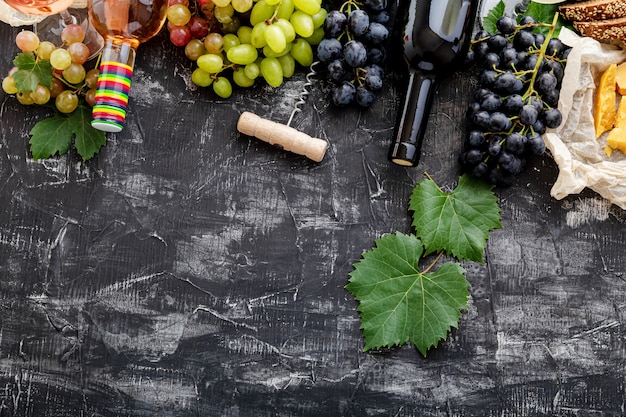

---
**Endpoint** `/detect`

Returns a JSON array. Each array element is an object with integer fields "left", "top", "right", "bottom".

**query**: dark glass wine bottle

[{"left": 388, "top": 0, "right": 478, "bottom": 166}]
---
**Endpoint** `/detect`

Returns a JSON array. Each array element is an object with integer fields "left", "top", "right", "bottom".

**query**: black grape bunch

[
  {"left": 460, "top": 14, "right": 571, "bottom": 186},
  {"left": 316, "top": 0, "right": 391, "bottom": 107}
]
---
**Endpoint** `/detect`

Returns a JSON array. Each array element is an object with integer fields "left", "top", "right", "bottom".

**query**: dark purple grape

[
  {"left": 519, "top": 15, "right": 536, "bottom": 28},
  {"left": 364, "top": 72, "right": 383, "bottom": 91},
  {"left": 472, "top": 161, "right": 490, "bottom": 178},
  {"left": 500, "top": 154, "right": 523, "bottom": 175},
  {"left": 327, "top": 59, "right": 348, "bottom": 82},
  {"left": 466, "top": 130, "right": 486, "bottom": 148},
  {"left": 480, "top": 93, "right": 502, "bottom": 112},
  {"left": 317, "top": 38, "right": 343, "bottom": 63},
  {"left": 464, "top": 149, "right": 484, "bottom": 166},
  {"left": 522, "top": 54, "right": 539, "bottom": 71},
  {"left": 519, "top": 104, "right": 538, "bottom": 126},
  {"left": 504, "top": 132, "right": 526, "bottom": 155},
  {"left": 489, "top": 112, "right": 511, "bottom": 132},
  {"left": 488, "top": 136, "right": 502, "bottom": 156},
  {"left": 479, "top": 70, "right": 497, "bottom": 88},
  {"left": 362, "top": 22, "right": 388, "bottom": 45},
  {"left": 532, "top": 119, "right": 546, "bottom": 135},
  {"left": 343, "top": 40, "right": 368, "bottom": 67},
  {"left": 487, "top": 34, "right": 507, "bottom": 51},
  {"left": 543, "top": 88, "right": 560, "bottom": 108},
  {"left": 466, "top": 102, "right": 481, "bottom": 122},
  {"left": 332, "top": 81, "right": 356, "bottom": 106},
  {"left": 323, "top": 10, "right": 346, "bottom": 38},
  {"left": 472, "top": 110, "right": 491, "bottom": 129},
  {"left": 503, "top": 94, "right": 524, "bottom": 115},
  {"left": 484, "top": 52, "right": 500, "bottom": 69},
  {"left": 536, "top": 71, "right": 557, "bottom": 95},
  {"left": 513, "top": 30, "right": 535, "bottom": 50},
  {"left": 526, "top": 132, "right": 545, "bottom": 155},
  {"left": 542, "top": 108, "right": 563, "bottom": 128},
  {"left": 488, "top": 167, "right": 505, "bottom": 185},
  {"left": 496, "top": 16, "right": 517, "bottom": 35},
  {"left": 499, "top": 46, "right": 518, "bottom": 69},
  {"left": 493, "top": 71, "right": 518, "bottom": 93},
  {"left": 366, "top": 47, "right": 386, "bottom": 65},
  {"left": 473, "top": 41, "right": 490, "bottom": 59},
  {"left": 348, "top": 10, "right": 369, "bottom": 37},
  {"left": 546, "top": 38, "right": 565, "bottom": 57},
  {"left": 525, "top": 95, "right": 543, "bottom": 113},
  {"left": 356, "top": 86, "right": 376, "bottom": 107},
  {"left": 363, "top": 0, "right": 386, "bottom": 12},
  {"left": 534, "top": 33, "right": 545, "bottom": 47},
  {"left": 364, "top": 64, "right": 383, "bottom": 79},
  {"left": 473, "top": 87, "right": 491, "bottom": 101},
  {"left": 370, "top": 10, "right": 390, "bottom": 24}
]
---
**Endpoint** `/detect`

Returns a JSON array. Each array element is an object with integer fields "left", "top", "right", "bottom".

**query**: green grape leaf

[
  {"left": 12, "top": 52, "right": 52, "bottom": 92},
  {"left": 346, "top": 232, "right": 470, "bottom": 356},
  {"left": 409, "top": 174, "right": 501, "bottom": 263},
  {"left": 29, "top": 105, "right": 107, "bottom": 161},
  {"left": 483, "top": 0, "right": 506, "bottom": 34},
  {"left": 520, "top": 3, "right": 564, "bottom": 36}
]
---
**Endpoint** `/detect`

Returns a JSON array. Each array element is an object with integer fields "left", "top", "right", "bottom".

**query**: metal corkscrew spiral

[{"left": 286, "top": 61, "right": 321, "bottom": 127}]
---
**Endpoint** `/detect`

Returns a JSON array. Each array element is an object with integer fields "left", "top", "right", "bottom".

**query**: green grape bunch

[{"left": 165, "top": 0, "right": 327, "bottom": 98}]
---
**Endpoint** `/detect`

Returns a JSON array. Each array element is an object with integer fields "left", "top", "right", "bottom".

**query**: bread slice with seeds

[
  {"left": 573, "top": 16, "right": 626, "bottom": 42},
  {"left": 560, "top": 0, "right": 626, "bottom": 22}
]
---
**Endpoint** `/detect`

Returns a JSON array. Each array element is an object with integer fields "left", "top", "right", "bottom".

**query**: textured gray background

[{"left": 1, "top": 15, "right": 626, "bottom": 417}]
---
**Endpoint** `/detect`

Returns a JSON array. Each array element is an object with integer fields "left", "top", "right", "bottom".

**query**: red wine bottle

[{"left": 388, "top": 0, "right": 478, "bottom": 166}]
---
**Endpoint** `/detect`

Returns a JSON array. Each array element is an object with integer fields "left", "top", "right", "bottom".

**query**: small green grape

[
  {"left": 191, "top": 68, "right": 214, "bottom": 87},
  {"left": 197, "top": 53, "right": 224, "bottom": 73},
  {"left": 260, "top": 57, "right": 283, "bottom": 87},
  {"left": 213, "top": 76, "right": 233, "bottom": 98}
]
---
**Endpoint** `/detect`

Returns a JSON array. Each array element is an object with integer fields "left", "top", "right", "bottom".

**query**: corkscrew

[{"left": 236, "top": 61, "right": 328, "bottom": 163}]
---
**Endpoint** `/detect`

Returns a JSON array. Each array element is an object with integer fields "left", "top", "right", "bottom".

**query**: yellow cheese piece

[
  {"left": 616, "top": 61, "right": 626, "bottom": 95},
  {"left": 617, "top": 97, "right": 626, "bottom": 127},
  {"left": 594, "top": 63, "right": 617, "bottom": 138},
  {"left": 606, "top": 126, "right": 626, "bottom": 154}
]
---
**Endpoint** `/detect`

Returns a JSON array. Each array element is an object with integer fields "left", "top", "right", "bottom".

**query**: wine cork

[{"left": 237, "top": 112, "right": 328, "bottom": 162}]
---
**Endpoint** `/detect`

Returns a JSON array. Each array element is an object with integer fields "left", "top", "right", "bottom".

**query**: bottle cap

[
  {"left": 388, "top": 142, "right": 419, "bottom": 167},
  {"left": 91, "top": 61, "right": 133, "bottom": 133}
]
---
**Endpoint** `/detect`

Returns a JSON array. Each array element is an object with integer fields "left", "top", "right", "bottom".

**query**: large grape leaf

[
  {"left": 12, "top": 52, "right": 52, "bottom": 92},
  {"left": 409, "top": 174, "right": 501, "bottom": 263},
  {"left": 29, "top": 105, "right": 107, "bottom": 161},
  {"left": 346, "top": 232, "right": 470, "bottom": 356}
]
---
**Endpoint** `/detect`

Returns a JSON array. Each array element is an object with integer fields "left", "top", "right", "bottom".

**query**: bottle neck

[{"left": 91, "top": 39, "right": 137, "bottom": 133}]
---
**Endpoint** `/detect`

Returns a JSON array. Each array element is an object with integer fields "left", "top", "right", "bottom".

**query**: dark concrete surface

[{"left": 1, "top": 14, "right": 626, "bottom": 417}]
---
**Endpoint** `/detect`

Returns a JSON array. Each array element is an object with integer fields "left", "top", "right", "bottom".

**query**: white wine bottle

[
  {"left": 88, "top": 0, "right": 168, "bottom": 132},
  {"left": 388, "top": 0, "right": 478, "bottom": 166}
]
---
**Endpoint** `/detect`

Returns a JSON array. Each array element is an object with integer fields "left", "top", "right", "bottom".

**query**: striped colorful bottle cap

[{"left": 91, "top": 61, "right": 133, "bottom": 133}]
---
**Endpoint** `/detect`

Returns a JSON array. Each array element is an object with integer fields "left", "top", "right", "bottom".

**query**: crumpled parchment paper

[
  {"left": 545, "top": 27, "right": 626, "bottom": 210},
  {"left": 0, "top": 0, "right": 86, "bottom": 26}
]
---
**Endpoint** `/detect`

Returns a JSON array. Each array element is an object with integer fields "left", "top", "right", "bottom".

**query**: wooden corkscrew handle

[{"left": 237, "top": 112, "right": 328, "bottom": 162}]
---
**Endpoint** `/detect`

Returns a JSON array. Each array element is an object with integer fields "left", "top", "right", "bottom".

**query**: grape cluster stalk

[
  {"left": 459, "top": 13, "right": 570, "bottom": 186},
  {"left": 2, "top": 26, "right": 99, "bottom": 114},
  {"left": 317, "top": 0, "right": 390, "bottom": 107},
  {"left": 166, "top": 0, "right": 327, "bottom": 98}
]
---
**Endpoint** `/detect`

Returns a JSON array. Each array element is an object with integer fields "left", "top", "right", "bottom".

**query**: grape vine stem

[{"left": 523, "top": 11, "right": 560, "bottom": 103}]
